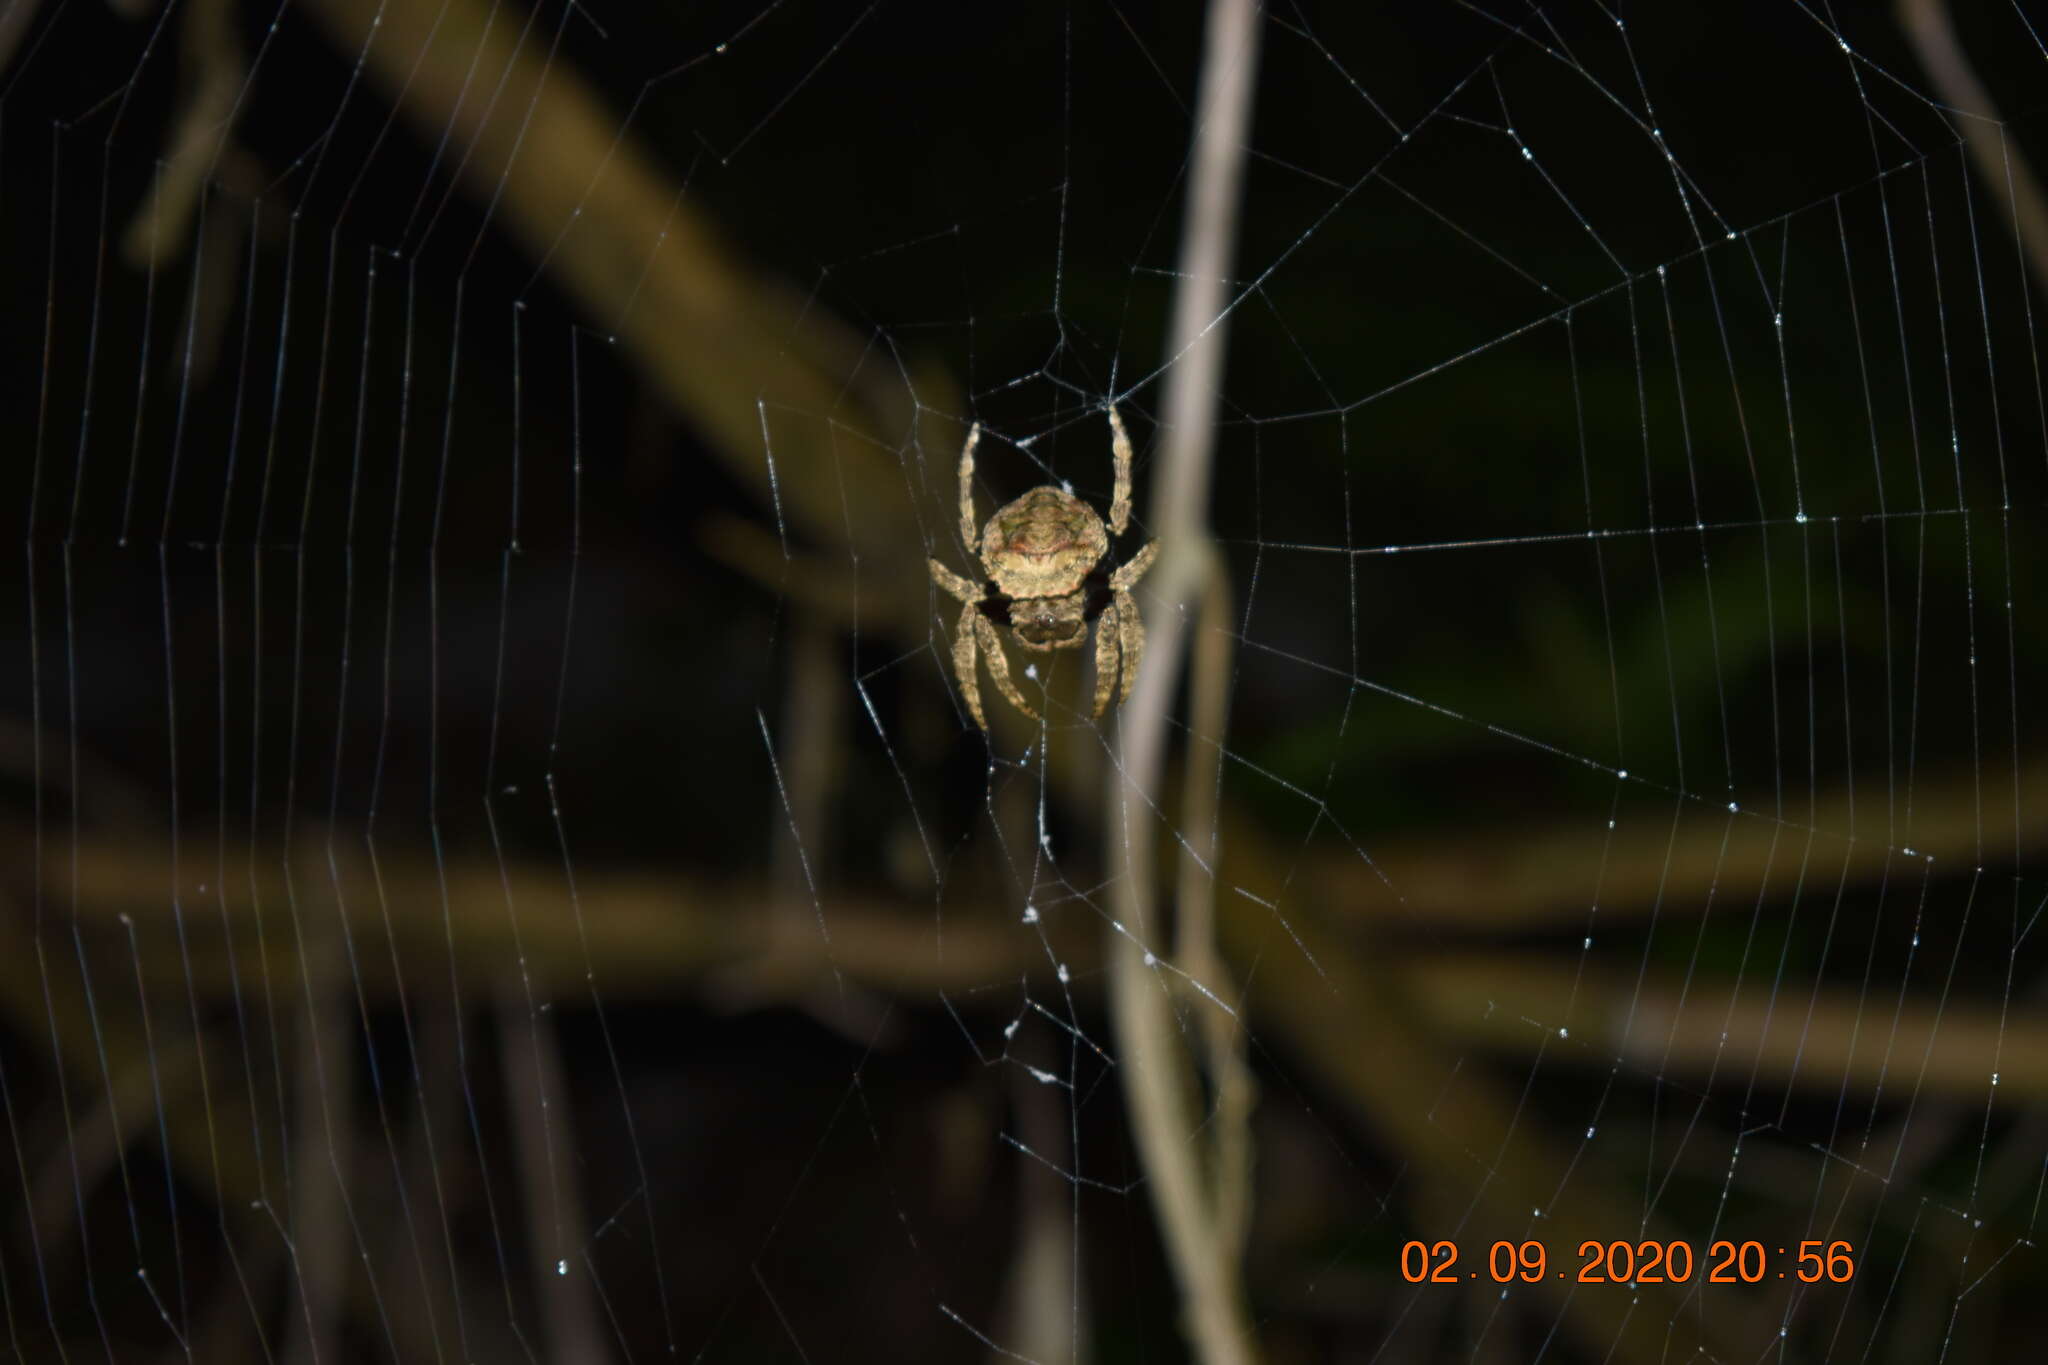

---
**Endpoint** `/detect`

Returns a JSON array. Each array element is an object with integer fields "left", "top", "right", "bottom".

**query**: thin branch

[
  {"left": 278, "top": 940, "right": 350, "bottom": 1365},
  {"left": 0, "top": 0, "right": 44, "bottom": 80},
  {"left": 121, "top": 0, "right": 243, "bottom": 267},
  {"left": 1409, "top": 954, "right": 2048, "bottom": 1098},
  {"left": 1172, "top": 561, "right": 1253, "bottom": 1266},
  {"left": 1104, "top": 0, "right": 1263, "bottom": 1362},
  {"left": 295, "top": 0, "right": 956, "bottom": 588},
  {"left": 993, "top": 1066, "right": 1085, "bottom": 1364},
  {"left": 31, "top": 830, "right": 1074, "bottom": 999},
  {"left": 1896, "top": 0, "right": 2048, "bottom": 292},
  {"left": 498, "top": 985, "right": 608, "bottom": 1365},
  {"left": 25, "top": 819, "right": 2048, "bottom": 1098},
  {"left": 1280, "top": 759, "right": 2048, "bottom": 932}
]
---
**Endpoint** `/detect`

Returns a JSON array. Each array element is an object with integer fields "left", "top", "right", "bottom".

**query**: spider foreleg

[
  {"left": 1106, "top": 405, "right": 1134, "bottom": 537},
  {"left": 958, "top": 422, "right": 982, "bottom": 551}
]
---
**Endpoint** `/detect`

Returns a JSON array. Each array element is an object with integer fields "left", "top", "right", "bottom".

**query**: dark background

[{"left": 1, "top": 2, "right": 2045, "bottom": 1361}]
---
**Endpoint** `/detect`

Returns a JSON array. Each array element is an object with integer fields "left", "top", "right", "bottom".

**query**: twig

[
  {"left": 29, "top": 827, "right": 1077, "bottom": 999},
  {"left": 771, "top": 613, "right": 842, "bottom": 940},
  {"left": 698, "top": 516, "right": 866, "bottom": 626},
  {"left": 121, "top": 0, "right": 243, "bottom": 267},
  {"left": 994, "top": 1066, "right": 1084, "bottom": 1364},
  {"left": 1281, "top": 759, "right": 2048, "bottom": 932},
  {"left": 375, "top": 1001, "right": 467, "bottom": 1364},
  {"left": 1103, "top": 0, "right": 1262, "bottom": 1361},
  {"left": 1408, "top": 953, "right": 2048, "bottom": 1097},
  {"left": 30, "top": 748, "right": 2038, "bottom": 998},
  {"left": 295, "top": 0, "right": 956, "bottom": 591},
  {"left": 24, "top": 1036, "right": 201, "bottom": 1270},
  {"left": 1172, "top": 560, "right": 1252, "bottom": 1266},
  {"left": 498, "top": 984, "right": 608, "bottom": 1365},
  {"left": 0, "top": 0, "right": 43, "bottom": 81},
  {"left": 278, "top": 940, "right": 349, "bottom": 1365},
  {"left": 1896, "top": 0, "right": 2048, "bottom": 292}
]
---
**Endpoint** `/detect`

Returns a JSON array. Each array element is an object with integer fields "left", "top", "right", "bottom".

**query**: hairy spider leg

[
  {"left": 1092, "top": 598, "right": 1123, "bottom": 718},
  {"left": 947, "top": 601, "right": 989, "bottom": 730},
  {"left": 957, "top": 421, "right": 982, "bottom": 552},
  {"left": 1110, "top": 539, "right": 1158, "bottom": 593},
  {"left": 930, "top": 557, "right": 980, "bottom": 605},
  {"left": 933, "top": 558, "right": 990, "bottom": 729},
  {"left": 1102, "top": 538, "right": 1158, "bottom": 709},
  {"left": 1112, "top": 587, "right": 1146, "bottom": 707},
  {"left": 931, "top": 557, "right": 1039, "bottom": 729},
  {"left": 971, "top": 610, "right": 1039, "bottom": 723},
  {"left": 1106, "top": 405, "right": 1134, "bottom": 537}
]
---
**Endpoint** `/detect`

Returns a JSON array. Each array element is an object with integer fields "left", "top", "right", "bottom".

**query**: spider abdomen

[{"left": 980, "top": 485, "right": 1110, "bottom": 601}]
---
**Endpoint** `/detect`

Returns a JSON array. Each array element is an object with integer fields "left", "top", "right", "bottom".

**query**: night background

[{"left": 1, "top": 1, "right": 2046, "bottom": 1361}]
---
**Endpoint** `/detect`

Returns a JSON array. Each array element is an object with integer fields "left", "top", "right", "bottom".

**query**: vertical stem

[
  {"left": 771, "top": 612, "right": 842, "bottom": 942},
  {"left": 1896, "top": 0, "right": 2048, "bottom": 292},
  {"left": 279, "top": 938, "right": 346, "bottom": 1365},
  {"left": 498, "top": 987, "right": 606, "bottom": 1365},
  {"left": 1174, "top": 560, "right": 1253, "bottom": 1264},
  {"left": 1104, "top": 1, "right": 1262, "bottom": 1362}
]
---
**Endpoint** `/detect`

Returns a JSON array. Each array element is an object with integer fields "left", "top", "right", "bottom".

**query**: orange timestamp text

[{"left": 1399, "top": 1238, "right": 1856, "bottom": 1286}]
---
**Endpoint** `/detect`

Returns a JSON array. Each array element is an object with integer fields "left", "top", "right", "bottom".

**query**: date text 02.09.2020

[{"left": 1400, "top": 1239, "right": 1856, "bottom": 1286}]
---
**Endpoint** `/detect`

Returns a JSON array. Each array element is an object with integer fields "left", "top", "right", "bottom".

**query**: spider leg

[
  {"left": 1106, "top": 405, "right": 1134, "bottom": 537},
  {"left": 958, "top": 422, "right": 982, "bottom": 551},
  {"left": 951, "top": 601, "right": 988, "bottom": 731},
  {"left": 1114, "top": 588, "right": 1145, "bottom": 706},
  {"left": 1109, "top": 538, "right": 1159, "bottom": 593},
  {"left": 1091, "top": 598, "right": 1122, "bottom": 718},
  {"left": 930, "top": 558, "right": 980, "bottom": 604},
  {"left": 973, "top": 611, "right": 1041, "bottom": 723}
]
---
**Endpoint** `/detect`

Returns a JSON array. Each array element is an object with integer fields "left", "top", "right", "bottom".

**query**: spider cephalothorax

[{"left": 929, "top": 406, "right": 1160, "bottom": 729}]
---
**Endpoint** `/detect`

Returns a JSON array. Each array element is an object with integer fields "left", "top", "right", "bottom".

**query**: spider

[{"left": 929, "top": 405, "right": 1160, "bottom": 730}]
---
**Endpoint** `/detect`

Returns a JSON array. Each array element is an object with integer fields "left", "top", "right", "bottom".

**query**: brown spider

[{"left": 929, "top": 406, "right": 1160, "bottom": 730}]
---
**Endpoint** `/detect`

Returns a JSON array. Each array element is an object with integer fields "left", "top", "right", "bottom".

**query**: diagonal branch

[{"left": 296, "top": 0, "right": 957, "bottom": 612}]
